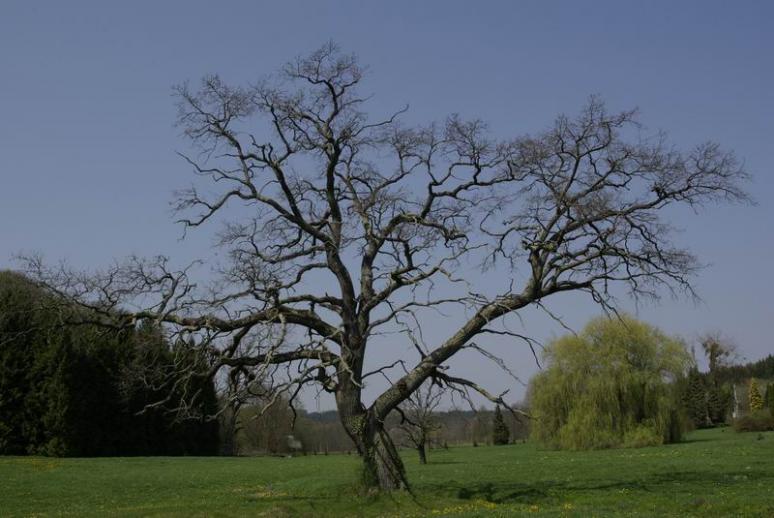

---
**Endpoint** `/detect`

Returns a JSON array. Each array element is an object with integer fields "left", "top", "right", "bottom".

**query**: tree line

[
  {"left": 222, "top": 405, "right": 526, "bottom": 458},
  {"left": 4, "top": 269, "right": 771, "bottom": 460},
  {"left": 0, "top": 271, "right": 219, "bottom": 456},
  {"left": 1, "top": 270, "right": 527, "bottom": 458},
  {"left": 683, "top": 343, "right": 774, "bottom": 430}
]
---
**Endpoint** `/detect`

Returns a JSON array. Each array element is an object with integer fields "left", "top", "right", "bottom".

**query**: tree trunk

[
  {"left": 362, "top": 424, "right": 408, "bottom": 490},
  {"left": 341, "top": 411, "right": 408, "bottom": 491},
  {"left": 417, "top": 441, "right": 427, "bottom": 465}
]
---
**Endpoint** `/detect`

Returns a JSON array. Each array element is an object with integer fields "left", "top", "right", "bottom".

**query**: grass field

[{"left": 2, "top": 428, "right": 773, "bottom": 517}]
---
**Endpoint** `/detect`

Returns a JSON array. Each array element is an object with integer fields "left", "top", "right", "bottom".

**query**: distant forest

[{"left": 715, "top": 355, "right": 774, "bottom": 385}]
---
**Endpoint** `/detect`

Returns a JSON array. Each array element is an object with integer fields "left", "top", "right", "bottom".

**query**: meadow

[{"left": 2, "top": 428, "right": 773, "bottom": 517}]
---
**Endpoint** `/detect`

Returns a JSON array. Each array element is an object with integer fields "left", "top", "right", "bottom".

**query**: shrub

[
  {"left": 623, "top": 425, "right": 663, "bottom": 448},
  {"left": 733, "top": 410, "right": 774, "bottom": 433}
]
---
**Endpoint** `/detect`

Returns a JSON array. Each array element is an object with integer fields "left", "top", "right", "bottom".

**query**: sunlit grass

[{"left": 2, "top": 428, "right": 773, "bottom": 516}]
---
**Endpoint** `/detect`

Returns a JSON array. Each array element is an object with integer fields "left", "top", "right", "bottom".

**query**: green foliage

[
  {"left": 706, "top": 382, "right": 730, "bottom": 425},
  {"left": 749, "top": 378, "right": 764, "bottom": 412},
  {"left": 491, "top": 406, "right": 509, "bottom": 445},
  {"left": 529, "top": 315, "right": 690, "bottom": 450},
  {"left": 0, "top": 271, "right": 47, "bottom": 454},
  {"left": 714, "top": 354, "right": 774, "bottom": 385},
  {"left": 622, "top": 424, "right": 663, "bottom": 448},
  {"left": 682, "top": 371, "right": 730, "bottom": 428},
  {"left": 766, "top": 383, "right": 774, "bottom": 410},
  {"left": 0, "top": 271, "right": 219, "bottom": 456},
  {"left": 684, "top": 368, "right": 709, "bottom": 428},
  {"left": 2, "top": 429, "right": 774, "bottom": 517}
]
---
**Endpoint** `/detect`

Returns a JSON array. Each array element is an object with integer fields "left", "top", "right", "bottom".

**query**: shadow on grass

[
  {"left": 673, "top": 436, "right": 717, "bottom": 444},
  {"left": 456, "top": 482, "right": 548, "bottom": 505},
  {"left": 237, "top": 465, "right": 773, "bottom": 513},
  {"left": 432, "top": 468, "right": 772, "bottom": 506}
]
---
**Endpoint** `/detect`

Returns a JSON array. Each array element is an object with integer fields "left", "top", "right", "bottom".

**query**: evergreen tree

[
  {"left": 719, "top": 383, "right": 734, "bottom": 422},
  {"left": 0, "top": 271, "right": 221, "bottom": 456},
  {"left": 706, "top": 384, "right": 726, "bottom": 424},
  {"left": 0, "top": 275, "right": 34, "bottom": 453},
  {"left": 713, "top": 354, "right": 774, "bottom": 385},
  {"left": 749, "top": 378, "right": 764, "bottom": 412},
  {"left": 684, "top": 368, "right": 709, "bottom": 428},
  {"left": 492, "top": 406, "right": 510, "bottom": 445},
  {"left": 766, "top": 383, "right": 774, "bottom": 410},
  {"left": 705, "top": 371, "right": 732, "bottom": 426}
]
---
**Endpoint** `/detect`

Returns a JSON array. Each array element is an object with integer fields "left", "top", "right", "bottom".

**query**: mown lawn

[{"left": 2, "top": 428, "right": 773, "bottom": 517}]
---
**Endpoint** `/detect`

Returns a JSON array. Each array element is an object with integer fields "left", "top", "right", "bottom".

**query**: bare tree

[
  {"left": 700, "top": 332, "right": 737, "bottom": 374},
  {"left": 22, "top": 44, "right": 749, "bottom": 490},
  {"left": 396, "top": 381, "right": 443, "bottom": 464}
]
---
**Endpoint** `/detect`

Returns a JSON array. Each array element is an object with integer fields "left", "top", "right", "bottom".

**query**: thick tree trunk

[
  {"left": 361, "top": 424, "right": 408, "bottom": 490},
  {"left": 334, "top": 343, "right": 408, "bottom": 491},
  {"left": 341, "top": 410, "right": 408, "bottom": 491}
]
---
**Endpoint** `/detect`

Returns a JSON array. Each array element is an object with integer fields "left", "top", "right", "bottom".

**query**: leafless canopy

[
  {"left": 21, "top": 43, "right": 749, "bottom": 489},
  {"left": 396, "top": 381, "right": 443, "bottom": 464}
]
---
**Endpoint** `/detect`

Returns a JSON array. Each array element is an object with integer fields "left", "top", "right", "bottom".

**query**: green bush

[
  {"left": 623, "top": 425, "right": 663, "bottom": 448},
  {"left": 733, "top": 410, "right": 774, "bottom": 433}
]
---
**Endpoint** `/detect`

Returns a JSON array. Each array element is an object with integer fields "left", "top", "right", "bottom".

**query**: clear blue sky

[{"left": 1, "top": 1, "right": 772, "bottom": 407}]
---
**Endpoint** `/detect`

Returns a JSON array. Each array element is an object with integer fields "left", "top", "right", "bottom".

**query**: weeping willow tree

[{"left": 529, "top": 316, "right": 691, "bottom": 450}]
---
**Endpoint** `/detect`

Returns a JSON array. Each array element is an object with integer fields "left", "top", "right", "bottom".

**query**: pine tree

[
  {"left": 684, "top": 368, "right": 709, "bottom": 428},
  {"left": 749, "top": 378, "right": 764, "bottom": 412},
  {"left": 492, "top": 406, "right": 510, "bottom": 445},
  {"left": 0, "top": 271, "right": 222, "bottom": 457},
  {"left": 766, "top": 383, "right": 774, "bottom": 410},
  {"left": 706, "top": 384, "right": 726, "bottom": 424}
]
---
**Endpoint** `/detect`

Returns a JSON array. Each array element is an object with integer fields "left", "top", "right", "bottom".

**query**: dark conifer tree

[
  {"left": 0, "top": 271, "right": 220, "bottom": 456},
  {"left": 684, "top": 368, "right": 709, "bottom": 428},
  {"left": 492, "top": 406, "right": 510, "bottom": 445},
  {"left": 706, "top": 384, "right": 726, "bottom": 425}
]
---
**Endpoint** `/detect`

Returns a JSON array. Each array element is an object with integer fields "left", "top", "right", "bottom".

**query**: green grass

[{"left": 2, "top": 428, "right": 773, "bottom": 517}]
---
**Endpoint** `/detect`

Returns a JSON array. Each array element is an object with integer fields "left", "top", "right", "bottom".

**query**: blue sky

[{"left": 1, "top": 1, "right": 772, "bottom": 408}]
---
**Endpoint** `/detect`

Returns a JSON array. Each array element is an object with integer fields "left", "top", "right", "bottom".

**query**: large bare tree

[{"left": 23, "top": 44, "right": 748, "bottom": 490}]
